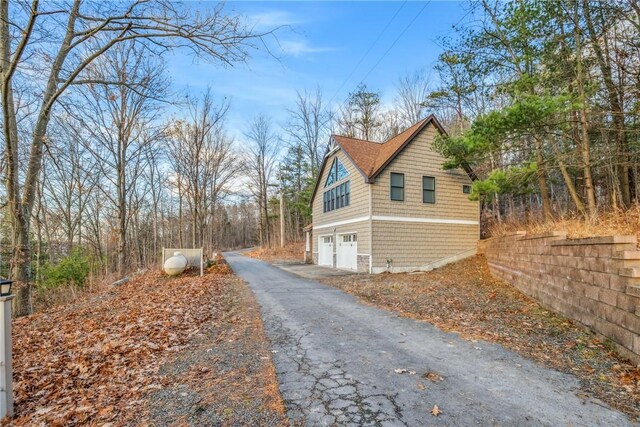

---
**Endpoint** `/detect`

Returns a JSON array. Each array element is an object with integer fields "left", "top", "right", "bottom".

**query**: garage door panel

[
  {"left": 337, "top": 234, "right": 357, "bottom": 270},
  {"left": 318, "top": 236, "right": 333, "bottom": 266}
]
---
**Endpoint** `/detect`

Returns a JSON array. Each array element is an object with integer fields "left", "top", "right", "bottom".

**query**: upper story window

[
  {"left": 323, "top": 180, "right": 350, "bottom": 213},
  {"left": 390, "top": 172, "right": 404, "bottom": 201},
  {"left": 325, "top": 158, "right": 349, "bottom": 187},
  {"left": 423, "top": 176, "right": 436, "bottom": 203},
  {"left": 463, "top": 184, "right": 471, "bottom": 194}
]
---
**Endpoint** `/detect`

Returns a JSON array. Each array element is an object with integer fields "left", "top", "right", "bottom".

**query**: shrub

[{"left": 39, "top": 249, "right": 92, "bottom": 290}]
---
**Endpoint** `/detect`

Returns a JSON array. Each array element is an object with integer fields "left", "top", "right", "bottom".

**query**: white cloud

[{"left": 279, "top": 39, "right": 334, "bottom": 57}]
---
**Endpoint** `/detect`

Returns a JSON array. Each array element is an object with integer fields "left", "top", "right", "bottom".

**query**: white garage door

[
  {"left": 337, "top": 233, "right": 357, "bottom": 270},
  {"left": 318, "top": 236, "right": 333, "bottom": 266}
]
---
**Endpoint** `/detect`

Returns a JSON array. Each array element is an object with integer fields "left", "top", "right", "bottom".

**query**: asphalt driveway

[{"left": 225, "top": 252, "right": 635, "bottom": 426}]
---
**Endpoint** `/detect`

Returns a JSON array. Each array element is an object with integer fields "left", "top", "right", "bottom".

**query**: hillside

[{"left": 9, "top": 261, "right": 285, "bottom": 426}]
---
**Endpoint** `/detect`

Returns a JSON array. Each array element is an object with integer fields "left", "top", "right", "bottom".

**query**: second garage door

[{"left": 337, "top": 233, "right": 357, "bottom": 270}]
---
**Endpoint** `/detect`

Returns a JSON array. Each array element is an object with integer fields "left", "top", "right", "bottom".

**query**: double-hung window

[
  {"left": 423, "top": 176, "right": 436, "bottom": 204},
  {"left": 390, "top": 172, "right": 404, "bottom": 201}
]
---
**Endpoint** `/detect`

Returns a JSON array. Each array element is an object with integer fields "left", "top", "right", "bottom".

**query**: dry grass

[
  {"left": 245, "top": 241, "right": 305, "bottom": 264},
  {"left": 29, "top": 271, "right": 120, "bottom": 312},
  {"left": 321, "top": 255, "right": 640, "bottom": 420},
  {"left": 488, "top": 204, "right": 640, "bottom": 243}
]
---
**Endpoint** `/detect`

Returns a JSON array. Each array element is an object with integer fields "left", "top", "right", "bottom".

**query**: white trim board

[
  {"left": 371, "top": 215, "right": 479, "bottom": 225},
  {"left": 313, "top": 215, "right": 478, "bottom": 230},
  {"left": 313, "top": 216, "right": 369, "bottom": 230}
]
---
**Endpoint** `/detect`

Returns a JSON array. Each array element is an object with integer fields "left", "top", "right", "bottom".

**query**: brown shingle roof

[
  {"left": 331, "top": 135, "right": 381, "bottom": 177},
  {"left": 309, "top": 115, "right": 446, "bottom": 207},
  {"left": 331, "top": 115, "right": 443, "bottom": 180}
]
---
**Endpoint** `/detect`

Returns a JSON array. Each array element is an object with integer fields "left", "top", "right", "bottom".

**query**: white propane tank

[{"left": 164, "top": 251, "right": 188, "bottom": 276}]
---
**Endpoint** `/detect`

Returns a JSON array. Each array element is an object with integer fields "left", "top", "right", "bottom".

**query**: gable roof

[
  {"left": 335, "top": 114, "right": 446, "bottom": 181},
  {"left": 309, "top": 115, "right": 447, "bottom": 206}
]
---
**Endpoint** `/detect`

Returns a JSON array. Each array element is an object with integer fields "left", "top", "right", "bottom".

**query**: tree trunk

[
  {"left": 582, "top": 0, "right": 631, "bottom": 206},
  {"left": 12, "top": 220, "right": 32, "bottom": 316},
  {"left": 533, "top": 136, "right": 553, "bottom": 220},
  {"left": 579, "top": 107, "right": 597, "bottom": 218},
  {"left": 551, "top": 142, "right": 587, "bottom": 217}
]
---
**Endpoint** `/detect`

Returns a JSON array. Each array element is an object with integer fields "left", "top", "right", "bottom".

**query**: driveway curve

[{"left": 225, "top": 252, "right": 635, "bottom": 426}]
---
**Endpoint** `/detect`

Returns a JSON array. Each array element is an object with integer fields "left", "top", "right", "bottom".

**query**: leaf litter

[
  {"left": 321, "top": 254, "right": 640, "bottom": 420},
  {"left": 8, "top": 256, "right": 286, "bottom": 426}
]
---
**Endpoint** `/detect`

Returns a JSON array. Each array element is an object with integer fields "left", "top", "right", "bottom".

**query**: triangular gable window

[{"left": 324, "top": 158, "right": 349, "bottom": 187}]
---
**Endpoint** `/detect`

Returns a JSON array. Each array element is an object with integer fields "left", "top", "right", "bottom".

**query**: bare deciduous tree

[
  {"left": 283, "top": 88, "right": 332, "bottom": 173},
  {"left": 244, "top": 114, "right": 280, "bottom": 247},
  {"left": 0, "top": 0, "right": 270, "bottom": 314},
  {"left": 395, "top": 69, "right": 431, "bottom": 126},
  {"left": 72, "top": 41, "right": 167, "bottom": 275},
  {"left": 167, "top": 90, "right": 236, "bottom": 253}
]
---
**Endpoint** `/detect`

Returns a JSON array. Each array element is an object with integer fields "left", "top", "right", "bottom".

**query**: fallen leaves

[
  {"left": 138, "top": 272, "right": 287, "bottom": 425},
  {"left": 423, "top": 371, "right": 443, "bottom": 382},
  {"left": 245, "top": 242, "right": 304, "bottom": 263},
  {"left": 431, "top": 404, "right": 442, "bottom": 416},
  {"left": 10, "top": 266, "right": 234, "bottom": 425},
  {"left": 322, "top": 255, "right": 640, "bottom": 420}
]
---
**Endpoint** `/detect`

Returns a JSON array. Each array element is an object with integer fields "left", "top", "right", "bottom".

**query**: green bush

[{"left": 39, "top": 249, "right": 92, "bottom": 290}]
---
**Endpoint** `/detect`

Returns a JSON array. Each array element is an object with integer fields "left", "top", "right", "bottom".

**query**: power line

[
  {"left": 336, "top": 1, "right": 431, "bottom": 112},
  {"left": 326, "top": 1, "right": 407, "bottom": 107}
]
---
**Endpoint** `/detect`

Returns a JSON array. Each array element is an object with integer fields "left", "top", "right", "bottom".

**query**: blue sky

[{"left": 165, "top": 1, "right": 471, "bottom": 138}]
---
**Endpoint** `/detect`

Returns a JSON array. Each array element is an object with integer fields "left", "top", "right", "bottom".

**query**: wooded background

[
  {"left": 431, "top": 1, "right": 640, "bottom": 227},
  {"left": 1, "top": 0, "right": 639, "bottom": 314}
]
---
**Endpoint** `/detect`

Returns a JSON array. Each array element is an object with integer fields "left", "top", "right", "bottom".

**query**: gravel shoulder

[{"left": 139, "top": 266, "right": 287, "bottom": 426}]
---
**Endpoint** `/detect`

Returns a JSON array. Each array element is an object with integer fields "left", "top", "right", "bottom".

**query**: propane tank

[{"left": 164, "top": 251, "right": 188, "bottom": 276}]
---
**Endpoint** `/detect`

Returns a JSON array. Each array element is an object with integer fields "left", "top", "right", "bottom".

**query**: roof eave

[
  {"left": 308, "top": 136, "right": 371, "bottom": 208},
  {"left": 369, "top": 115, "right": 446, "bottom": 180}
]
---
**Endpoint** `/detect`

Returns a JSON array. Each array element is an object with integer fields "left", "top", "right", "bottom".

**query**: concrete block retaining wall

[{"left": 478, "top": 231, "right": 640, "bottom": 363}]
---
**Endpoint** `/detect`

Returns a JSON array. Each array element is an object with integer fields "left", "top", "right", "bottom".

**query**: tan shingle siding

[
  {"left": 312, "top": 149, "right": 371, "bottom": 255},
  {"left": 371, "top": 124, "right": 478, "bottom": 221},
  {"left": 370, "top": 123, "right": 479, "bottom": 269},
  {"left": 372, "top": 222, "right": 478, "bottom": 269}
]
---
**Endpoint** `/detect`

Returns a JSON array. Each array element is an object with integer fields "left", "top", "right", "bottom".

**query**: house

[{"left": 304, "top": 115, "right": 479, "bottom": 274}]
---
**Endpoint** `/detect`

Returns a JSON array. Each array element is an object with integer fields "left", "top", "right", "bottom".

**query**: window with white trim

[{"left": 341, "top": 233, "right": 357, "bottom": 243}]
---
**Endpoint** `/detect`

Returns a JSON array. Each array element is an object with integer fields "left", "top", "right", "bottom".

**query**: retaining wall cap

[
  {"left": 550, "top": 235, "right": 637, "bottom": 246},
  {"left": 479, "top": 231, "right": 526, "bottom": 242},
  {"left": 519, "top": 231, "right": 567, "bottom": 241},
  {"left": 620, "top": 267, "right": 640, "bottom": 278},
  {"left": 613, "top": 250, "right": 640, "bottom": 260}
]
